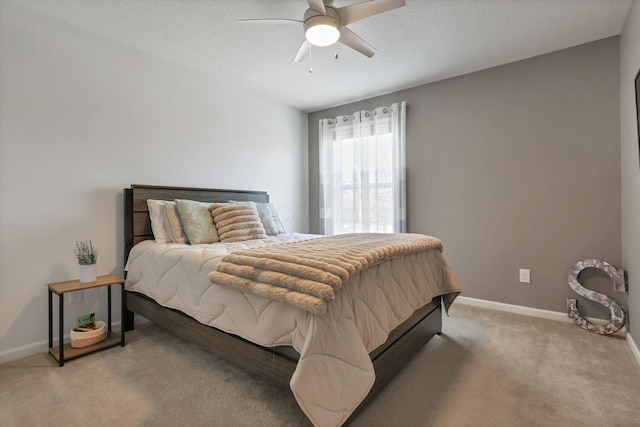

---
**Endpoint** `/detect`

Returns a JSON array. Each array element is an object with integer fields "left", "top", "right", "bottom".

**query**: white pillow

[
  {"left": 147, "top": 200, "right": 188, "bottom": 244},
  {"left": 164, "top": 202, "right": 188, "bottom": 244}
]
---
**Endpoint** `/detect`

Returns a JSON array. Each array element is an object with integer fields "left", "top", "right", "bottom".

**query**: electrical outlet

[
  {"left": 519, "top": 269, "right": 531, "bottom": 283},
  {"left": 68, "top": 291, "right": 83, "bottom": 304}
]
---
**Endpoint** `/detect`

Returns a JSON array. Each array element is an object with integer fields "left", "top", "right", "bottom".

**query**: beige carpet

[{"left": 1, "top": 303, "right": 639, "bottom": 427}]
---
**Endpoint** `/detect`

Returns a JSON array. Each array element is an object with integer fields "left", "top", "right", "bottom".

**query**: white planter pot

[{"left": 79, "top": 264, "right": 97, "bottom": 283}]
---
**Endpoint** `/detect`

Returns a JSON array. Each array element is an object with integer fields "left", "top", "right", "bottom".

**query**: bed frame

[{"left": 123, "top": 184, "right": 442, "bottom": 424}]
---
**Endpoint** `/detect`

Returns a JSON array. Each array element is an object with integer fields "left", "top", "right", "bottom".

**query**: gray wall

[
  {"left": 621, "top": 0, "right": 640, "bottom": 343},
  {"left": 309, "top": 37, "right": 622, "bottom": 316},
  {"left": 0, "top": 2, "right": 309, "bottom": 362}
]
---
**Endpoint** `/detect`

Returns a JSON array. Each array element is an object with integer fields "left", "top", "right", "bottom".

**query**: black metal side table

[{"left": 47, "top": 274, "right": 125, "bottom": 366}]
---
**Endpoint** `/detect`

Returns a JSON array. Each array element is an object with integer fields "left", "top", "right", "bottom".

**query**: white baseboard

[
  {"left": 627, "top": 333, "right": 640, "bottom": 367},
  {"left": 455, "top": 296, "right": 574, "bottom": 323},
  {"left": 0, "top": 315, "right": 149, "bottom": 365},
  {"left": 0, "top": 338, "right": 52, "bottom": 365},
  {"left": 0, "top": 320, "right": 123, "bottom": 364}
]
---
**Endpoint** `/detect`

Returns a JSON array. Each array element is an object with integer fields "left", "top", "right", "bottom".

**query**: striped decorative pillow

[{"left": 211, "top": 202, "right": 267, "bottom": 243}]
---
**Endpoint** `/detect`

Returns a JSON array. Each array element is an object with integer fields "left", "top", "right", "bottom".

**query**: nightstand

[{"left": 48, "top": 274, "right": 126, "bottom": 366}]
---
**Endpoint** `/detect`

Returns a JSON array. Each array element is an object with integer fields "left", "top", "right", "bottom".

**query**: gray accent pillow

[
  {"left": 254, "top": 203, "right": 279, "bottom": 236},
  {"left": 174, "top": 199, "right": 219, "bottom": 244},
  {"left": 267, "top": 203, "right": 286, "bottom": 234}
]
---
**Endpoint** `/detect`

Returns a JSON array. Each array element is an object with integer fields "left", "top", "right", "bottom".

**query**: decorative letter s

[{"left": 567, "top": 259, "right": 626, "bottom": 335}]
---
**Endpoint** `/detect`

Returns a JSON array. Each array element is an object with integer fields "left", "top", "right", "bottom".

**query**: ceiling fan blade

[
  {"left": 339, "top": 27, "right": 377, "bottom": 58},
  {"left": 239, "top": 18, "right": 302, "bottom": 24},
  {"left": 337, "top": 0, "right": 405, "bottom": 25},
  {"left": 307, "top": 0, "right": 326, "bottom": 14},
  {"left": 293, "top": 39, "right": 311, "bottom": 63}
]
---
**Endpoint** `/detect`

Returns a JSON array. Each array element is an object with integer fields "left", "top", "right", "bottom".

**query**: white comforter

[{"left": 125, "top": 233, "right": 460, "bottom": 427}]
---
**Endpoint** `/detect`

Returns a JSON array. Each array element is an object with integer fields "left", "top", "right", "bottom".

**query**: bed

[{"left": 123, "top": 184, "right": 460, "bottom": 426}]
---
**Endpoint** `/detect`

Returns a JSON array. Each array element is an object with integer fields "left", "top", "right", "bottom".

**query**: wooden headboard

[{"left": 124, "top": 184, "right": 269, "bottom": 261}]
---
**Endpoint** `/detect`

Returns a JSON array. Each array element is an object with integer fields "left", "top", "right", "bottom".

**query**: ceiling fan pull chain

[
  {"left": 334, "top": 44, "right": 338, "bottom": 60},
  {"left": 309, "top": 45, "right": 313, "bottom": 73}
]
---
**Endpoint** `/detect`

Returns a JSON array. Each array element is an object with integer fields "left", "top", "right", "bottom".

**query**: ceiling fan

[{"left": 240, "top": 0, "right": 406, "bottom": 64}]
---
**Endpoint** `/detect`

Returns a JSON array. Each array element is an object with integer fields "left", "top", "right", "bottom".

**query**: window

[{"left": 319, "top": 102, "right": 406, "bottom": 235}]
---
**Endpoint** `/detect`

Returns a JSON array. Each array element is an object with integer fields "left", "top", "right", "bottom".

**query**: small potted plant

[{"left": 75, "top": 240, "right": 98, "bottom": 283}]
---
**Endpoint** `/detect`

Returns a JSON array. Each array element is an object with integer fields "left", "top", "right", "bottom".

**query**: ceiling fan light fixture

[
  {"left": 306, "top": 24, "right": 340, "bottom": 46},
  {"left": 304, "top": 15, "right": 340, "bottom": 47},
  {"left": 242, "top": 0, "right": 406, "bottom": 63}
]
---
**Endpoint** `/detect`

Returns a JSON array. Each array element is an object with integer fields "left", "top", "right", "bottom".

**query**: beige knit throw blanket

[{"left": 208, "top": 233, "right": 443, "bottom": 315}]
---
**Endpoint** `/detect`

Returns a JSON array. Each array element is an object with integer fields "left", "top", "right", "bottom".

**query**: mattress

[{"left": 125, "top": 233, "right": 460, "bottom": 426}]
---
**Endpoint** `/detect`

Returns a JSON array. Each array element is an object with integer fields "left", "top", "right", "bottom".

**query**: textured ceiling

[{"left": 11, "top": 0, "right": 632, "bottom": 112}]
